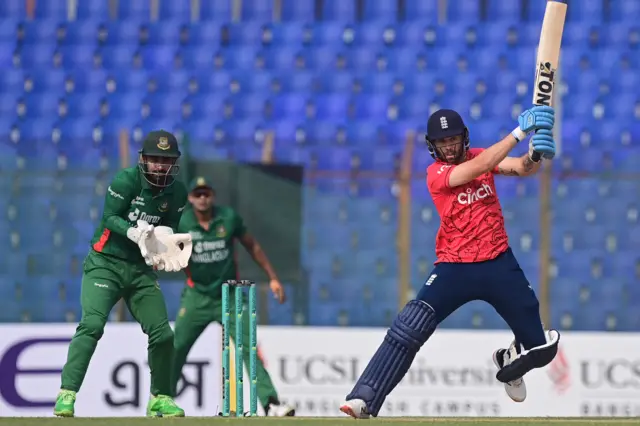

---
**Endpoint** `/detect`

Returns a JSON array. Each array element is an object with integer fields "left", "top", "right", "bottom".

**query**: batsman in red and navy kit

[{"left": 340, "top": 106, "right": 561, "bottom": 419}]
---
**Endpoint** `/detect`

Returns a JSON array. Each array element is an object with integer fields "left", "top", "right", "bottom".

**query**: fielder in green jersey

[
  {"left": 171, "top": 177, "right": 295, "bottom": 417},
  {"left": 54, "top": 131, "right": 189, "bottom": 418}
]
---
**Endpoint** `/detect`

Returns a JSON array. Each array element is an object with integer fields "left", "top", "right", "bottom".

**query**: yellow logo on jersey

[
  {"left": 216, "top": 225, "right": 226, "bottom": 238},
  {"left": 179, "top": 307, "right": 186, "bottom": 317},
  {"left": 158, "top": 200, "right": 168, "bottom": 212},
  {"left": 157, "top": 136, "right": 170, "bottom": 150}
]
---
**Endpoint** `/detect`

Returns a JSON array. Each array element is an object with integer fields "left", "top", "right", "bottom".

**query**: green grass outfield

[{"left": 2, "top": 418, "right": 640, "bottom": 426}]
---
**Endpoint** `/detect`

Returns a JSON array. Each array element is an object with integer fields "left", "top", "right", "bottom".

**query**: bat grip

[{"left": 531, "top": 132, "right": 542, "bottom": 162}]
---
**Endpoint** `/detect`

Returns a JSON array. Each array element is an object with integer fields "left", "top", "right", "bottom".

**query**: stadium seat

[
  {"left": 200, "top": 0, "right": 233, "bottom": 21},
  {"left": 403, "top": 0, "right": 438, "bottom": 23},
  {"left": 159, "top": 1, "right": 190, "bottom": 21}
]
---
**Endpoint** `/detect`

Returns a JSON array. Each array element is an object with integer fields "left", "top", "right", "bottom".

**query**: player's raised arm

[
  {"left": 103, "top": 171, "right": 136, "bottom": 237},
  {"left": 447, "top": 133, "right": 520, "bottom": 187},
  {"left": 425, "top": 107, "right": 554, "bottom": 189},
  {"left": 496, "top": 127, "right": 557, "bottom": 177}
]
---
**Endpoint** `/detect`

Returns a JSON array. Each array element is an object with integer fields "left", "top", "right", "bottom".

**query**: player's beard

[
  {"left": 141, "top": 163, "right": 180, "bottom": 187},
  {"left": 436, "top": 142, "right": 465, "bottom": 165}
]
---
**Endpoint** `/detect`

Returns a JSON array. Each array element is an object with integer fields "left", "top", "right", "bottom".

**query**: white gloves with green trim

[{"left": 127, "top": 220, "right": 193, "bottom": 272}]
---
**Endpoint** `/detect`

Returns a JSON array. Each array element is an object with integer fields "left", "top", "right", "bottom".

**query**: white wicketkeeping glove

[
  {"left": 126, "top": 220, "right": 156, "bottom": 266},
  {"left": 145, "top": 226, "right": 193, "bottom": 272}
]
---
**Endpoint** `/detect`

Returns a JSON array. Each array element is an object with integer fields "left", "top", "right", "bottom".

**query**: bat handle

[{"left": 531, "top": 132, "right": 542, "bottom": 162}]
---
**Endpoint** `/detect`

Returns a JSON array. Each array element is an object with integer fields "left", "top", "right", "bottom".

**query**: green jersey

[
  {"left": 91, "top": 167, "right": 188, "bottom": 264},
  {"left": 179, "top": 205, "right": 247, "bottom": 297}
]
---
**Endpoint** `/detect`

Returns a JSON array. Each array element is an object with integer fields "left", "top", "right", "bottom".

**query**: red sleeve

[{"left": 427, "top": 163, "right": 455, "bottom": 193}]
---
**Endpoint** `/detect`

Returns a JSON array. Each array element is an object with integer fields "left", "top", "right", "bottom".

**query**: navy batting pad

[
  {"left": 496, "top": 329, "right": 560, "bottom": 383},
  {"left": 346, "top": 300, "right": 437, "bottom": 417}
]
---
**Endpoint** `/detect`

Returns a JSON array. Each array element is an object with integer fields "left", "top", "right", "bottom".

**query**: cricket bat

[{"left": 530, "top": 0, "right": 567, "bottom": 162}]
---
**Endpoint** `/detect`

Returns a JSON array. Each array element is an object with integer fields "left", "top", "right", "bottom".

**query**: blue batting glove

[
  {"left": 529, "top": 128, "right": 556, "bottom": 160},
  {"left": 518, "top": 105, "right": 555, "bottom": 134}
]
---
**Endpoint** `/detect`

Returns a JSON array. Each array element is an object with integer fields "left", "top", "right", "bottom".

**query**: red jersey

[{"left": 426, "top": 148, "right": 509, "bottom": 263}]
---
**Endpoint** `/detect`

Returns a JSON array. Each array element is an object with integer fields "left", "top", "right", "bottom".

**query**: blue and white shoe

[{"left": 493, "top": 346, "right": 527, "bottom": 403}]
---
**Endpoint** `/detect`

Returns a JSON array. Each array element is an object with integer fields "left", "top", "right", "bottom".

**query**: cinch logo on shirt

[{"left": 457, "top": 183, "right": 494, "bottom": 205}]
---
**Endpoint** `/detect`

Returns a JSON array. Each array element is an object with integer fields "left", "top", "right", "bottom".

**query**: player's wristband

[{"left": 511, "top": 127, "right": 527, "bottom": 143}]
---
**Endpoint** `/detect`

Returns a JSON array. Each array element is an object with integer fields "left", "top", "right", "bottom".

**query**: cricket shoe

[
  {"left": 493, "top": 348, "right": 527, "bottom": 402},
  {"left": 146, "top": 394, "right": 185, "bottom": 417},
  {"left": 340, "top": 399, "right": 370, "bottom": 419},
  {"left": 266, "top": 401, "right": 296, "bottom": 417},
  {"left": 53, "top": 389, "right": 76, "bottom": 417}
]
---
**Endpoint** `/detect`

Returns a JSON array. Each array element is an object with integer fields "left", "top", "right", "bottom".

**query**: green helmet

[{"left": 138, "top": 130, "right": 181, "bottom": 188}]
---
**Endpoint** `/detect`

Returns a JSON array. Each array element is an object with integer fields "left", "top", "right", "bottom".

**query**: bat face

[
  {"left": 532, "top": 1, "right": 567, "bottom": 108},
  {"left": 534, "top": 61, "right": 556, "bottom": 106}
]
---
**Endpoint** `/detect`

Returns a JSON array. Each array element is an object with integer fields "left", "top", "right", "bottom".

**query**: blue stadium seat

[
  {"left": 200, "top": 0, "right": 233, "bottom": 21},
  {"left": 142, "top": 93, "right": 183, "bottom": 119},
  {"left": 0, "top": 0, "right": 26, "bottom": 19},
  {"left": 184, "top": 22, "right": 221, "bottom": 48},
  {"left": 322, "top": 0, "right": 356, "bottom": 22},
  {"left": 24, "top": 69, "right": 64, "bottom": 95},
  {"left": 61, "top": 93, "right": 103, "bottom": 120},
  {"left": 0, "top": 294, "right": 23, "bottom": 322},
  {"left": 106, "top": 92, "right": 145, "bottom": 119},
  {"left": 21, "top": 21, "right": 59, "bottom": 43},
  {"left": 226, "top": 22, "right": 264, "bottom": 46},
  {"left": 363, "top": 0, "right": 397, "bottom": 21},
  {"left": 0, "top": 92, "right": 19, "bottom": 115},
  {"left": 568, "top": 0, "right": 603, "bottom": 23},
  {"left": 487, "top": 0, "right": 522, "bottom": 23},
  {"left": 309, "top": 301, "right": 350, "bottom": 326},
  {"left": 606, "top": 22, "right": 639, "bottom": 49},
  {"left": 403, "top": 0, "right": 438, "bottom": 23},
  {"left": 281, "top": 0, "right": 314, "bottom": 22},
  {"left": 141, "top": 46, "right": 176, "bottom": 70},
  {"left": 447, "top": 0, "right": 482, "bottom": 23},
  {"left": 35, "top": 0, "right": 67, "bottom": 19},
  {"left": 118, "top": 0, "right": 150, "bottom": 20},
  {"left": 159, "top": 1, "right": 190, "bottom": 21},
  {"left": 77, "top": 1, "right": 110, "bottom": 19},
  {"left": 611, "top": 0, "right": 640, "bottom": 22},
  {"left": 354, "top": 21, "right": 397, "bottom": 47},
  {"left": 57, "top": 44, "right": 96, "bottom": 70},
  {"left": 15, "top": 44, "right": 57, "bottom": 69},
  {"left": 99, "top": 45, "right": 138, "bottom": 69},
  {"left": 241, "top": 0, "right": 273, "bottom": 21}
]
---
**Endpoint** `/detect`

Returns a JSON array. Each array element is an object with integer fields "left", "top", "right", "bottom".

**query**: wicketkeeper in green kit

[
  {"left": 171, "top": 177, "right": 295, "bottom": 417},
  {"left": 54, "top": 131, "right": 194, "bottom": 418}
]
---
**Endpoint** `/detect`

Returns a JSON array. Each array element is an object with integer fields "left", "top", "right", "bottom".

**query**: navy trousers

[{"left": 417, "top": 247, "right": 547, "bottom": 349}]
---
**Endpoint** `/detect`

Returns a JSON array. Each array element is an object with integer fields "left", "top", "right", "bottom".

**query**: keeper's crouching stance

[
  {"left": 54, "top": 131, "right": 193, "bottom": 418},
  {"left": 340, "top": 107, "right": 560, "bottom": 419}
]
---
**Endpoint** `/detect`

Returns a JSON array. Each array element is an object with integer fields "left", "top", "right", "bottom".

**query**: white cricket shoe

[
  {"left": 493, "top": 348, "right": 527, "bottom": 403},
  {"left": 340, "top": 399, "right": 370, "bottom": 419},
  {"left": 266, "top": 402, "right": 295, "bottom": 417}
]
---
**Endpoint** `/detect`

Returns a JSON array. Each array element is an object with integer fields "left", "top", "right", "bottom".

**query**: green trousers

[
  {"left": 171, "top": 286, "right": 279, "bottom": 409},
  {"left": 60, "top": 251, "right": 174, "bottom": 396}
]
